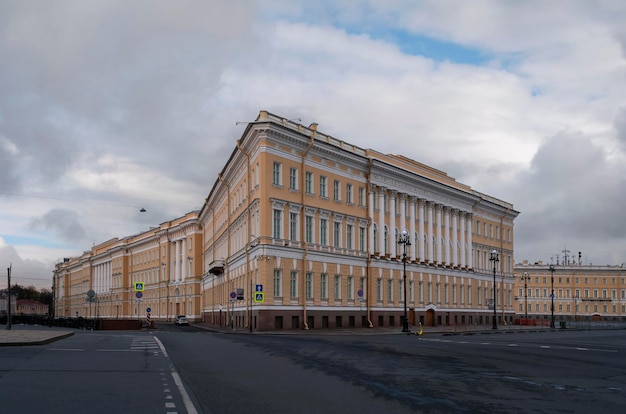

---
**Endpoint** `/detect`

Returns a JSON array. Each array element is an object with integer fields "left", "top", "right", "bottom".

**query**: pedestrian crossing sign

[
  {"left": 133, "top": 282, "right": 145, "bottom": 292},
  {"left": 254, "top": 292, "right": 265, "bottom": 303}
]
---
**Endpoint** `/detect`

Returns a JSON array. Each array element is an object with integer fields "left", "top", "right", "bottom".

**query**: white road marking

[{"left": 154, "top": 335, "right": 198, "bottom": 414}]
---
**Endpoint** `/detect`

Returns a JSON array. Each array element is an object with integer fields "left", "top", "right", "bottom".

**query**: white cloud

[{"left": 1, "top": 0, "right": 626, "bottom": 268}]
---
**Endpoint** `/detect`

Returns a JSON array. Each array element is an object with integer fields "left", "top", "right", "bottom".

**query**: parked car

[{"left": 174, "top": 315, "right": 189, "bottom": 326}]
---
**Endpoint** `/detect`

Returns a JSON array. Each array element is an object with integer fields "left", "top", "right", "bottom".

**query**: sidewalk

[
  {"left": 191, "top": 322, "right": 538, "bottom": 336},
  {"left": 0, "top": 325, "right": 74, "bottom": 346}
]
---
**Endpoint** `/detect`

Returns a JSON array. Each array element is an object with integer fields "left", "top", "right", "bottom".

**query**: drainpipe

[
  {"left": 365, "top": 158, "right": 374, "bottom": 328},
  {"left": 217, "top": 173, "right": 232, "bottom": 327},
  {"left": 300, "top": 124, "right": 316, "bottom": 330},
  {"left": 500, "top": 209, "right": 509, "bottom": 325},
  {"left": 236, "top": 139, "right": 253, "bottom": 332}
]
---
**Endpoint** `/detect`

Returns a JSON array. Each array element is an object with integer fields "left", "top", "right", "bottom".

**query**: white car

[{"left": 174, "top": 315, "right": 189, "bottom": 326}]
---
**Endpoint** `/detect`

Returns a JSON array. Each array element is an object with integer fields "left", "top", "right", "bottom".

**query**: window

[
  {"left": 272, "top": 162, "right": 282, "bottom": 186},
  {"left": 289, "top": 212, "right": 298, "bottom": 241},
  {"left": 346, "top": 224, "right": 353, "bottom": 250},
  {"left": 290, "top": 271, "right": 298, "bottom": 298},
  {"left": 358, "top": 187, "right": 365, "bottom": 206},
  {"left": 320, "top": 218, "right": 328, "bottom": 245},
  {"left": 273, "top": 269, "right": 282, "bottom": 297},
  {"left": 377, "top": 278, "right": 383, "bottom": 301},
  {"left": 388, "top": 279, "right": 393, "bottom": 302},
  {"left": 289, "top": 167, "right": 297, "bottom": 190},
  {"left": 320, "top": 176, "right": 328, "bottom": 197},
  {"left": 273, "top": 209, "right": 282, "bottom": 239},
  {"left": 334, "top": 275, "right": 341, "bottom": 300},
  {"left": 321, "top": 273, "right": 328, "bottom": 300},
  {"left": 306, "top": 272, "right": 313, "bottom": 299},
  {"left": 305, "top": 216, "right": 313, "bottom": 243},
  {"left": 346, "top": 184, "right": 353, "bottom": 204},
  {"left": 334, "top": 180, "right": 341, "bottom": 201},
  {"left": 333, "top": 221, "right": 341, "bottom": 248},
  {"left": 347, "top": 276, "right": 354, "bottom": 300},
  {"left": 305, "top": 172, "right": 313, "bottom": 194},
  {"left": 359, "top": 227, "right": 366, "bottom": 252}
]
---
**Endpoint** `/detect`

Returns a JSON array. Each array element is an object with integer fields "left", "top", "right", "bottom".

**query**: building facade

[
  {"left": 514, "top": 259, "right": 626, "bottom": 322},
  {"left": 53, "top": 110, "right": 519, "bottom": 330},
  {"left": 199, "top": 111, "right": 518, "bottom": 330},
  {"left": 54, "top": 211, "right": 202, "bottom": 322}
]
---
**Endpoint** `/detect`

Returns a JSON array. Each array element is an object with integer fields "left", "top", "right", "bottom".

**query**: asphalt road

[
  {"left": 158, "top": 327, "right": 626, "bottom": 414},
  {"left": 2, "top": 326, "right": 624, "bottom": 414},
  {"left": 0, "top": 329, "right": 193, "bottom": 414}
]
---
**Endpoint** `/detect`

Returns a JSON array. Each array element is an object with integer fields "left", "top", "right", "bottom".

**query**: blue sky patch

[
  {"left": 363, "top": 28, "right": 491, "bottom": 65},
  {"left": 3, "top": 234, "right": 68, "bottom": 249}
]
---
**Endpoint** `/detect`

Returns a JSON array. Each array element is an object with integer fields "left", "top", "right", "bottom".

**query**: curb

[{"left": 0, "top": 332, "right": 75, "bottom": 347}]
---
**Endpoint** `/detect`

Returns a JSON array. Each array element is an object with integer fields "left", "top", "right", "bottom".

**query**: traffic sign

[
  {"left": 550, "top": 293, "right": 555, "bottom": 299},
  {"left": 254, "top": 292, "right": 265, "bottom": 303},
  {"left": 133, "top": 282, "right": 145, "bottom": 292},
  {"left": 256, "top": 284, "right": 263, "bottom": 292},
  {"left": 146, "top": 307, "right": 152, "bottom": 313},
  {"left": 230, "top": 291, "right": 236, "bottom": 299},
  {"left": 135, "top": 291, "right": 143, "bottom": 299},
  {"left": 357, "top": 289, "right": 363, "bottom": 298}
]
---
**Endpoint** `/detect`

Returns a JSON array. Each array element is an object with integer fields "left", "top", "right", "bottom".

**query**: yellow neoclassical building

[
  {"left": 199, "top": 110, "right": 518, "bottom": 330},
  {"left": 54, "top": 212, "right": 202, "bottom": 322},
  {"left": 514, "top": 258, "right": 626, "bottom": 324},
  {"left": 54, "top": 110, "right": 520, "bottom": 331}
]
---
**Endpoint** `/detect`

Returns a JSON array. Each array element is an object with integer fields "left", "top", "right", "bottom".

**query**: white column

[
  {"left": 460, "top": 212, "right": 466, "bottom": 268},
  {"left": 442, "top": 207, "right": 450, "bottom": 265},
  {"left": 175, "top": 241, "right": 181, "bottom": 282},
  {"left": 369, "top": 185, "right": 375, "bottom": 254},
  {"left": 378, "top": 188, "right": 385, "bottom": 255},
  {"left": 427, "top": 202, "right": 434, "bottom": 263},
  {"left": 418, "top": 199, "right": 425, "bottom": 262},
  {"left": 436, "top": 205, "right": 443, "bottom": 264},
  {"left": 452, "top": 209, "right": 458, "bottom": 267},
  {"left": 390, "top": 191, "right": 397, "bottom": 255},
  {"left": 467, "top": 214, "right": 473, "bottom": 269},
  {"left": 400, "top": 193, "right": 406, "bottom": 234},
  {"left": 408, "top": 196, "right": 416, "bottom": 259},
  {"left": 182, "top": 237, "right": 187, "bottom": 281}
]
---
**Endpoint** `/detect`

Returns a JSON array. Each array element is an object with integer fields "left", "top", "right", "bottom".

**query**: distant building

[
  {"left": 16, "top": 299, "right": 49, "bottom": 316},
  {"left": 0, "top": 292, "right": 17, "bottom": 315},
  {"left": 54, "top": 110, "right": 519, "bottom": 330},
  {"left": 514, "top": 259, "right": 626, "bottom": 322},
  {"left": 53, "top": 212, "right": 202, "bottom": 321}
]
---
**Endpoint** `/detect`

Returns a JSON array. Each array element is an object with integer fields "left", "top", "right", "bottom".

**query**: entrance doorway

[{"left": 426, "top": 309, "right": 435, "bottom": 326}]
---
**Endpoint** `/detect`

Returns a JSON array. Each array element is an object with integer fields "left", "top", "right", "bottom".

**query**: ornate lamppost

[
  {"left": 490, "top": 250, "right": 499, "bottom": 329},
  {"left": 522, "top": 272, "right": 530, "bottom": 320},
  {"left": 549, "top": 264, "right": 555, "bottom": 328},
  {"left": 398, "top": 230, "right": 411, "bottom": 333}
]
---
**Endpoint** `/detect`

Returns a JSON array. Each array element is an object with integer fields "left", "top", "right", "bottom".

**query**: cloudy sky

[{"left": 2, "top": 0, "right": 626, "bottom": 289}]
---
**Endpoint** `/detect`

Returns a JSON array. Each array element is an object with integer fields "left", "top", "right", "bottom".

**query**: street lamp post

[
  {"left": 549, "top": 264, "right": 555, "bottom": 328},
  {"left": 523, "top": 272, "right": 529, "bottom": 320},
  {"left": 398, "top": 230, "right": 411, "bottom": 333},
  {"left": 490, "top": 250, "right": 499, "bottom": 330}
]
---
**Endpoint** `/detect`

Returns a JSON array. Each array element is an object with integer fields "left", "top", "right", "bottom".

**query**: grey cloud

[
  {"left": 0, "top": 243, "right": 53, "bottom": 289},
  {"left": 508, "top": 132, "right": 626, "bottom": 263},
  {"left": 447, "top": 130, "right": 626, "bottom": 264},
  {"left": 28, "top": 208, "right": 87, "bottom": 243},
  {"left": 0, "top": 1, "right": 260, "bottom": 190},
  {"left": 615, "top": 107, "right": 626, "bottom": 151}
]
